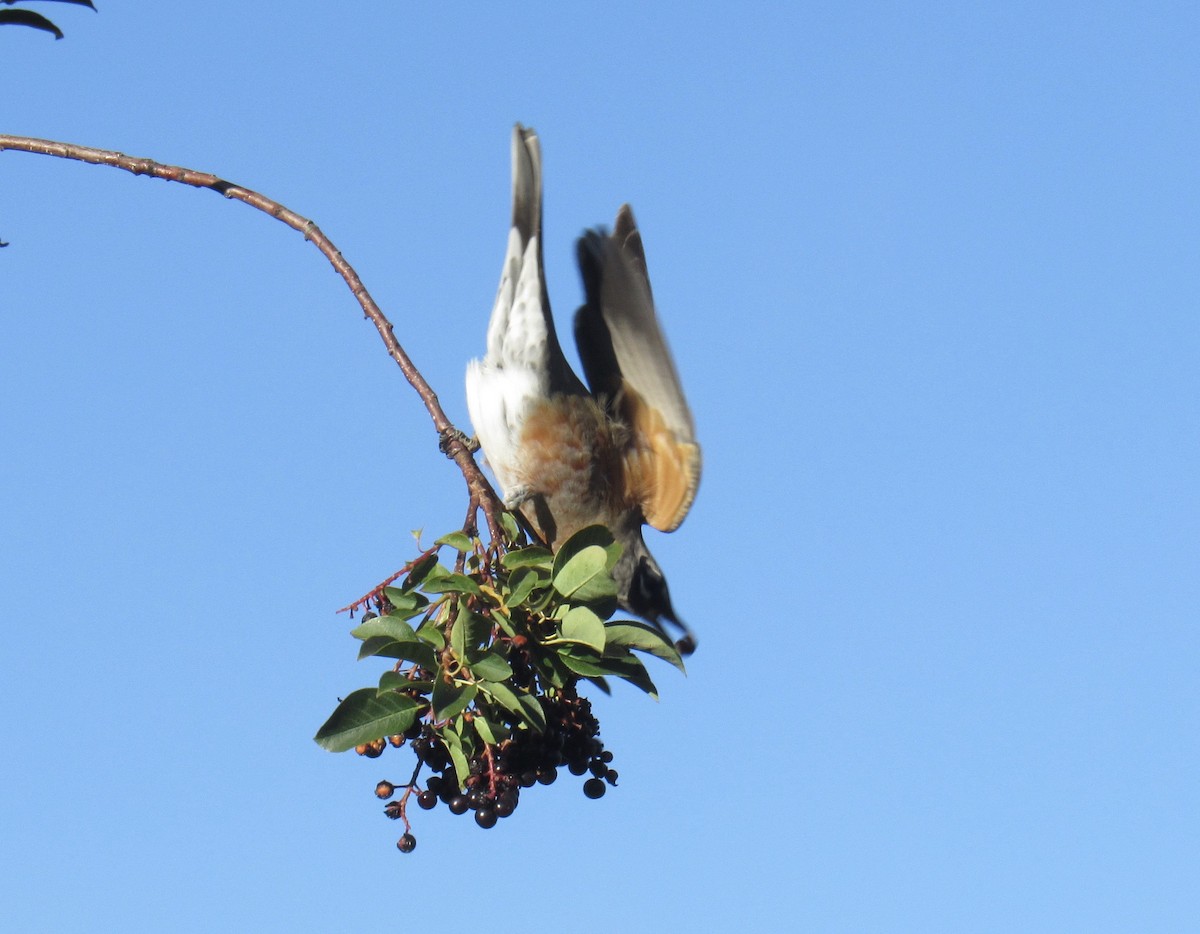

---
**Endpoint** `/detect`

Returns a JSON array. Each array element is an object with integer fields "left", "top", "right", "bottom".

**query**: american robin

[{"left": 466, "top": 125, "right": 701, "bottom": 653}]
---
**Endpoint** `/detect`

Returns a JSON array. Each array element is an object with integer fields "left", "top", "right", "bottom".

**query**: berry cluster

[
  {"left": 365, "top": 690, "right": 618, "bottom": 853},
  {"left": 496, "top": 692, "right": 619, "bottom": 801}
]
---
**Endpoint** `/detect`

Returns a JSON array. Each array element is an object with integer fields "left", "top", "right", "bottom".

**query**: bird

[{"left": 466, "top": 124, "right": 701, "bottom": 654}]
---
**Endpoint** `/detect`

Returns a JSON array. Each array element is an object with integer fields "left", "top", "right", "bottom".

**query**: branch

[{"left": 0, "top": 134, "right": 505, "bottom": 539}]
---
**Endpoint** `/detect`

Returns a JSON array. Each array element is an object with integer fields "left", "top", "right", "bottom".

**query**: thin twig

[
  {"left": 336, "top": 545, "right": 439, "bottom": 615},
  {"left": 0, "top": 133, "right": 506, "bottom": 539}
]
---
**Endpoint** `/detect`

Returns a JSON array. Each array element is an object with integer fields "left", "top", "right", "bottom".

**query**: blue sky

[{"left": 2, "top": 3, "right": 1197, "bottom": 931}]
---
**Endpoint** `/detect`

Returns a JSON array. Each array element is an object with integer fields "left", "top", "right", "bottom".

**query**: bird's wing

[{"left": 574, "top": 205, "right": 701, "bottom": 532}]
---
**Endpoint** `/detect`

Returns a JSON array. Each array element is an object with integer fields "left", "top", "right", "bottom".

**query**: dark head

[{"left": 612, "top": 532, "right": 696, "bottom": 656}]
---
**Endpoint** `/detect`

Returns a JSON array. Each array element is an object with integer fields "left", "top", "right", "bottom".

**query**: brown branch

[
  {"left": 0, "top": 133, "right": 505, "bottom": 539},
  {"left": 336, "top": 545, "right": 440, "bottom": 616}
]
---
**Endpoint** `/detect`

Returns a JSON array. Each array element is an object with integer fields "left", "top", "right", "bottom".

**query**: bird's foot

[
  {"left": 439, "top": 426, "right": 480, "bottom": 456},
  {"left": 503, "top": 485, "right": 534, "bottom": 510}
]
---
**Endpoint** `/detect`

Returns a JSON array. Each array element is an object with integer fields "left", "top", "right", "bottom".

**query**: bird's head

[{"left": 611, "top": 530, "right": 696, "bottom": 656}]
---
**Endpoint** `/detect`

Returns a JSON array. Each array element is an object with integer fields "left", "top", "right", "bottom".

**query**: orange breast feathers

[
  {"left": 511, "top": 389, "right": 700, "bottom": 547},
  {"left": 511, "top": 395, "right": 630, "bottom": 547}
]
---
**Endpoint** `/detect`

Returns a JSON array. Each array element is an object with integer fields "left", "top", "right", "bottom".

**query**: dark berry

[
  {"left": 495, "top": 793, "right": 517, "bottom": 818},
  {"left": 475, "top": 807, "right": 498, "bottom": 829},
  {"left": 589, "top": 759, "right": 608, "bottom": 778},
  {"left": 448, "top": 795, "right": 470, "bottom": 815},
  {"left": 568, "top": 759, "right": 589, "bottom": 776},
  {"left": 606, "top": 769, "right": 619, "bottom": 785},
  {"left": 417, "top": 790, "right": 438, "bottom": 810},
  {"left": 583, "top": 778, "right": 606, "bottom": 799},
  {"left": 397, "top": 833, "right": 416, "bottom": 853},
  {"left": 536, "top": 767, "right": 557, "bottom": 786}
]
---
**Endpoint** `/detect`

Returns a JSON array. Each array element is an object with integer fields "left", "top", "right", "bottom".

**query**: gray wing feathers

[{"left": 574, "top": 205, "right": 696, "bottom": 441}]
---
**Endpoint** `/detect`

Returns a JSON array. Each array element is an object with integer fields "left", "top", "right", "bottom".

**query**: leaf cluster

[{"left": 314, "top": 523, "right": 683, "bottom": 794}]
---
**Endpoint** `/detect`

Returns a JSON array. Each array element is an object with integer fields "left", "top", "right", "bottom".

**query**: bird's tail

[
  {"left": 481, "top": 124, "right": 582, "bottom": 392},
  {"left": 510, "top": 124, "right": 541, "bottom": 248}
]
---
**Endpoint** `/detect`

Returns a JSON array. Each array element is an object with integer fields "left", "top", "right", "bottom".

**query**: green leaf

[
  {"left": 558, "top": 649, "right": 659, "bottom": 698},
  {"left": 477, "top": 680, "right": 519, "bottom": 713},
  {"left": 435, "top": 531, "right": 473, "bottom": 552},
  {"left": 595, "top": 652, "right": 660, "bottom": 699},
  {"left": 515, "top": 693, "right": 547, "bottom": 732},
  {"left": 450, "top": 606, "right": 490, "bottom": 660},
  {"left": 356, "top": 635, "right": 437, "bottom": 670},
  {"left": 505, "top": 566, "right": 541, "bottom": 608},
  {"left": 380, "top": 587, "right": 427, "bottom": 616},
  {"left": 559, "top": 605, "right": 607, "bottom": 653},
  {"left": 418, "top": 561, "right": 451, "bottom": 585},
  {"left": 481, "top": 682, "right": 546, "bottom": 731},
  {"left": 415, "top": 620, "right": 445, "bottom": 650},
  {"left": 432, "top": 678, "right": 477, "bottom": 721},
  {"left": 526, "top": 585, "right": 559, "bottom": 616},
  {"left": 553, "top": 526, "right": 621, "bottom": 572},
  {"left": 604, "top": 621, "right": 686, "bottom": 673},
  {"left": 501, "top": 546, "right": 553, "bottom": 570},
  {"left": 469, "top": 651, "right": 514, "bottom": 682},
  {"left": 377, "top": 670, "right": 408, "bottom": 692},
  {"left": 500, "top": 511, "right": 522, "bottom": 543},
  {"left": 313, "top": 689, "right": 420, "bottom": 752},
  {"left": 443, "top": 729, "right": 471, "bottom": 788},
  {"left": 533, "top": 650, "right": 572, "bottom": 690},
  {"left": 423, "top": 572, "right": 483, "bottom": 596},
  {"left": 377, "top": 672, "right": 432, "bottom": 696},
  {"left": 552, "top": 544, "right": 613, "bottom": 600},
  {"left": 473, "top": 714, "right": 498, "bottom": 746},
  {"left": 404, "top": 553, "right": 440, "bottom": 589},
  {"left": 351, "top": 615, "right": 419, "bottom": 644},
  {"left": 556, "top": 647, "right": 610, "bottom": 678},
  {"left": 489, "top": 606, "right": 517, "bottom": 639},
  {"left": 591, "top": 595, "right": 619, "bottom": 621},
  {"left": 553, "top": 540, "right": 619, "bottom": 602}
]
